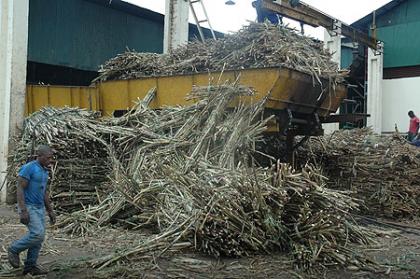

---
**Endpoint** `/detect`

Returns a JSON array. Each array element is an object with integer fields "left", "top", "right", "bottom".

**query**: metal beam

[
  {"left": 261, "top": 0, "right": 321, "bottom": 27},
  {"left": 322, "top": 113, "right": 370, "bottom": 124},
  {"left": 261, "top": 0, "right": 378, "bottom": 49},
  {"left": 341, "top": 25, "right": 377, "bottom": 50}
]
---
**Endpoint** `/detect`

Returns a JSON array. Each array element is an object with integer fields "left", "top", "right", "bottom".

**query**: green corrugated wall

[
  {"left": 375, "top": 0, "right": 420, "bottom": 68},
  {"left": 341, "top": 46, "right": 354, "bottom": 69},
  {"left": 28, "top": 0, "right": 164, "bottom": 72}
]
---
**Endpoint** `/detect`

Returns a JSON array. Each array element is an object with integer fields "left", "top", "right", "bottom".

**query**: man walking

[
  {"left": 408, "top": 110, "right": 420, "bottom": 142},
  {"left": 8, "top": 145, "right": 56, "bottom": 275}
]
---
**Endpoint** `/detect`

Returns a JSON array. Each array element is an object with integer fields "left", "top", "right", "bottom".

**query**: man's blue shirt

[{"left": 18, "top": 160, "right": 49, "bottom": 206}]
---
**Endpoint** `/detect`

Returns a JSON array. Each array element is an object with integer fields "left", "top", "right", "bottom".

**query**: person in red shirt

[{"left": 408, "top": 110, "right": 420, "bottom": 142}]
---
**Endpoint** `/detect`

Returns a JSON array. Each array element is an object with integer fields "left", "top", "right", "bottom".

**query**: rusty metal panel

[
  {"left": 97, "top": 68, "right": 346, "bottom": 117},
  {"left": 25, "top": 85, "right": 99, "bottom": 115},
  {"left": 26, "top": 68, "right": 347, "bottom": 121}
]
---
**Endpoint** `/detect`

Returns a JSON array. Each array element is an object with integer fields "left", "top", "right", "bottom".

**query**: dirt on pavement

[{"left": 2, "top": 205, "right": 420, "bottom": 279}]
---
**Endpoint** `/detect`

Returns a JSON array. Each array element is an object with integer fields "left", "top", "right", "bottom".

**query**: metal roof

[
  {"left": 351, "top": 0, "right": 407, "bottom": 29},
  {"left": 84, "top": 0, "right": 223, "bottom": 37},
  {"left": 85, "top": 0, "right": 165, "bottom": 23}
]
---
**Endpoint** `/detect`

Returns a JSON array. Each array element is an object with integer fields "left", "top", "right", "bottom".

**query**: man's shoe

[
  {"left": 7, "top": 248, "right": 19, "bottom": 268},
  {"left": 23, "top": 265, "right": 48, "bottom": 276}
]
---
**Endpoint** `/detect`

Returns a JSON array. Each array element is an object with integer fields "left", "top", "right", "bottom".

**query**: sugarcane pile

[
  {"left": 298, "top": 129, "right": 420, "bottom": 219},
  {"left": 94, "top": 23, "right": 341, "bottom": 84},
  {"left": 51, "top": 85, "right": 377, "bottom": 271},
  {"left": 7, "top": 107, "right": 111, "bottom": 212}
]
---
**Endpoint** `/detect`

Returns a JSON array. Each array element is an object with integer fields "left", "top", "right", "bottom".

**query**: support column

[
  {"left": 164, "top": 0, "right": 189, "bottom": 53},
  {"left": 323, "top": 22, "right": 341, "bottom": 134},
  {"left": 0, "top": 0, "right": 29, "bottom": 204},
  {"left": 366, "top": 43, "right": 384, "bottom": 134}
]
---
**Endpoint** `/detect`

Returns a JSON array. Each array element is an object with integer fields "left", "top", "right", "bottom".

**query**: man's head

[
  {"left": 36, "top": 145, "right": 53, "bottom": 167},
  {"left": 409, "top": 110, "right": 416, "bottom": 118}
]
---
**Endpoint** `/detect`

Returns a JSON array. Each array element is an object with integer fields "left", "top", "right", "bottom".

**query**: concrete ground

[{"left": 2, "top": 205, "right": 420, "bottom": 278}]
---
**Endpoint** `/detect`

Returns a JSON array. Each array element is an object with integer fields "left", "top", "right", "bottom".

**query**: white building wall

[
  {"left": 382, "top": 77, "right": 420, "bottom": 133},
  {"left": 323, "top": 24, "right": 341, "bottom": 133},
  {"left": 366, "top": 46, "right": 384, "bottom": 134},
  {"left": 0, "top": 0, "right": 29, "bottom": 203},
  {"left": 164, "top": 0, "right": 189, "bottom": 53}
]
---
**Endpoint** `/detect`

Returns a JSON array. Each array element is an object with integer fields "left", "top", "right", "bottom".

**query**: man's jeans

[
  {"left": 408, "top": 132, "right": 416, "bottom": 142},
  {"left": 10, "top": 204, "right": 45, "bottom": 268}
]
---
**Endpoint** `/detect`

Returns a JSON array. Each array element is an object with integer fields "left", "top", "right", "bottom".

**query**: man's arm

[
  {"left": 44, "top": 189, "right": 56, "bottom": 224},
  {"left": 16, "top": 177, "right": 29, "bottom": 225}
]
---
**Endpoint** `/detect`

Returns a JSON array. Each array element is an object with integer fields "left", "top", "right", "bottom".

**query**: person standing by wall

[
  {"left": 8, "top": 145, "right": 56, "bottom": 276},
  {"left": 408, "top": 110, "right": 420, "bottom": 142}
]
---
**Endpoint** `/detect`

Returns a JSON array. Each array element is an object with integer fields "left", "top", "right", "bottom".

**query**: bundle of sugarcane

[
  {"left": 56, "top": 83, "right": 269, "bottom": 229},
  {"left": 49, "top": 158, "right": 111, "bottom": 211},
  {"left": 55, "top": 84, "right": 376, "bottom": 271},
  {"left": 94, "top": 23, "right": 341, "bottom": 85},
  {"left": 84, "top": 162, "right": 376, "bottom": 271},
  {"left": 298, "top": 128, "right": 420, "bottom": 219},
  {"left": 8, "top": 107, "right": 101, "bottom": 167},
  {"left": 7, "top": 107, "right": 111, "bottom": 211}
]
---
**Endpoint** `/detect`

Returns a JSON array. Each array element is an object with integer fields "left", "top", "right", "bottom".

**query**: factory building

[
  {"left": 27, "top": 0, "right": 221, "bottom": 86},
  {"left": 0, "top": 0, "right": 220, "bottom": 203},
  {"left": 343, "top": 0, "right": 420, "bottom": 133}
]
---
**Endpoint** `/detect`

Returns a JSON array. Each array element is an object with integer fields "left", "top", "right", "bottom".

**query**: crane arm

[{"left": 262, "top": 0, "right": 378, "bottom": 49}]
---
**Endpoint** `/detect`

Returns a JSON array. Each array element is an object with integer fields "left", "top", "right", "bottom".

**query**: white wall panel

[{"left": 382, "top": 77, "right": 420, "bottom": 133}]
